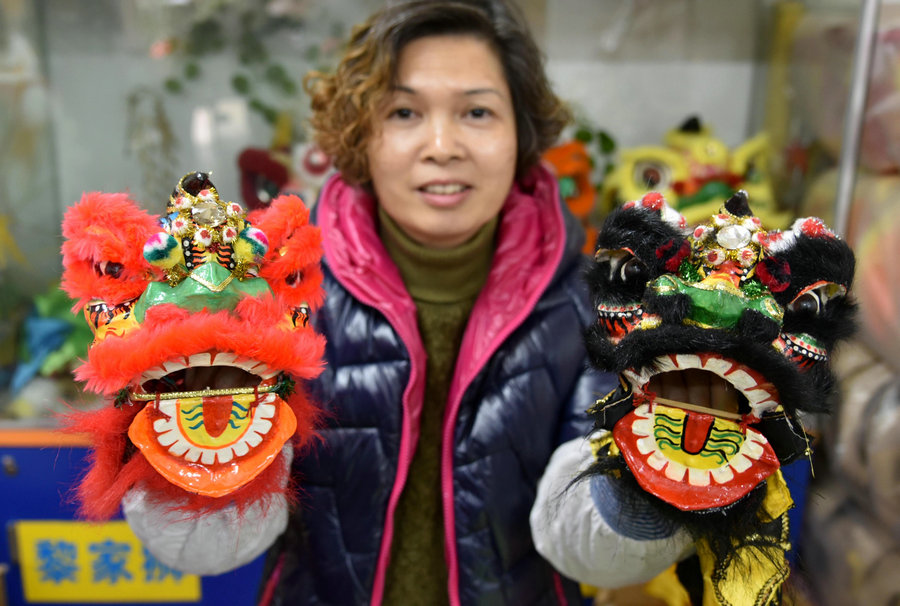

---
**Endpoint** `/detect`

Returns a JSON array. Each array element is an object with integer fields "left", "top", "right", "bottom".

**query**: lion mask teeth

[{"left": 623, "top": 354, "right": 780, "bottom": 419}]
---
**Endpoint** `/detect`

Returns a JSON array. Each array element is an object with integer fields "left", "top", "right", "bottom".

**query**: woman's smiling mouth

[
  {"left": 417, "top": 181, "right": 472, "bottom": 207},
  {"left": 420, "top": 182, "right": 469, "bottom": 195}
]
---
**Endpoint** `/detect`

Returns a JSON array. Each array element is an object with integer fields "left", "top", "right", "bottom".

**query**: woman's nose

[{"left": 422, "top": 117, "right": 462, "bottom": 163}]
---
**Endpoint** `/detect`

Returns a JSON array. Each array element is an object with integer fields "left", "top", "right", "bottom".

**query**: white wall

[
  {"left": 43, "top": 0, "right": 381, "bottom": 212},
  {"left": 39, "top": 0, "right": 773, "bottom": 214},
  {"left": 542, "top": 0, "right": 764, "bottom": 148}
]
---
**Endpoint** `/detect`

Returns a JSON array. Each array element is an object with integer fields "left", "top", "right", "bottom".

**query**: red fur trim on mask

[
  {"left": 63, "top": 391, "right": 322, "bottom": 520},
  {"left": 286, "top": 386, "right": 324, "bottom": 452},
  {"left": 76, "top": 299, "right": 325, "bottom": 395},
  {"left": 61, "top": 192, "right": 160, "bottom": 310},
  {"left": 249, "top": 194, "right": 325, "bottom": 311},
  {"left": 60, "top": 405, "right": 144, "bottom": 520},
  {"left": 657, "top": 239, "right": 690, "bottom": 272},
  {"left": 756, "top": 258, "right": 791, "bottom": 293}
]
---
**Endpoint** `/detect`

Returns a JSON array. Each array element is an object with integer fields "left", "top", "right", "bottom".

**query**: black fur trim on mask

[
  {"left": 644, "top": 290, "right": 692, "bottom": 324},
  {"left": 737, "top": 309, "right": 781, "bottom": 344},
  {"left": 593, "top": 205, "right": 687, "bottom": 278},
  {"left": 769, "top": 233, "right": 855, "bottom": 304},
  {"left": 724, "top": 190, "right": 751, "bottom": 216},
  {"left": 679, "top": 115, "right": 702, "bottom": 133},
  {"left": 783, "top": 293, "right": 858, "bottom": 354}
]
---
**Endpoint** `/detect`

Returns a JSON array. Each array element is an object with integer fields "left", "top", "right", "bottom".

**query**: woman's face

[{"left": 366, "top": 34, "right": 517, "bottom": 249}]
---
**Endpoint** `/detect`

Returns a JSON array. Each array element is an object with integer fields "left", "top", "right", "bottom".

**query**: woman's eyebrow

[
  {"left": 465, "top": 88, "right": 505, "bottom": 98},
  {"left": 389, "top": 85, "right": 505, "bottom": 97}
]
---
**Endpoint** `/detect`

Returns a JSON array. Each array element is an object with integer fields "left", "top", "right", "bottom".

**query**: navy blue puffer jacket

[{"left": 262, "top": 167, "right": 616, "bottom": 606}]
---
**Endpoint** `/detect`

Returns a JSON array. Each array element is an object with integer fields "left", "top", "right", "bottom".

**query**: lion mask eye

[
  {"left": 633, "top": 160, "right": 672, "bottom": 190},
  {"left": 285, "top": 270, "right": 303, "bottom": 287},
  {"left": 93, "top": 260, "right": 124, "bottom": 278},
  {"left": 84, "top": 298, "right": 139, "bottom": 339},
  {"left": 596, "top": 249, "right": 649, "bottom": 287},
  {"left": 788, "top": 292, "right": 819, "bottom": 315},
  {"left": 786, "top": 282, "right": 847, "bottom": 317},
  {"left": 620, "top": 256, "right": 648, "bottom": 284}
]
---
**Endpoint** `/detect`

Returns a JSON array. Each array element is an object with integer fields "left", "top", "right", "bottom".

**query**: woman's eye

[
  {"left": 468, "top": 107, "right": 490, "bottom": 118},
  {"left": 390, "top": 108, "right": 414, "bottom": 119}
]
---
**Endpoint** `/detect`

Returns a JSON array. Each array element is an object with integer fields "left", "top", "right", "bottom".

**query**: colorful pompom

[
  {"left": 640, "top": 192, "right": 664, "bottom": 210},
  {"left": 237, "top": 226, "right": 268, "bottom": 259},
  {"left": 143, "top": 232, "right": 183, "bottom": 269},
  {"left": 194, "top": 227, "right": 213, "bottom": 248},
  {"left": 170, "top": 216, "right": 189, "bottom": 236},
  {"left": 222, "top": 225, "right": 238, "bottom": 243},
  {"left": 794, "top": 217, "right": 833, "bottom": 239}
]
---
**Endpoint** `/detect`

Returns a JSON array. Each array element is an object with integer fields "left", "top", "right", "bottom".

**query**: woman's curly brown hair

[{"left": 304, "top": 0, "right": 572, "bottom": 186}]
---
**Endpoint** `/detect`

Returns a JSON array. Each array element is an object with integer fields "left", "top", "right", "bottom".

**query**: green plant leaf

[
  {"left": 184, "top": 62, "right": 201, "bottom": 79},
  {"left": 232, "top": 74, "right": 251, "bottom": 95},
  {"left": 265, "top": 64, "right": 288, "bottom": 83},
  {"left": 164, "top": 77, "right": 183, "bottom": 93},
  {"left": 574, "top": 127, "right": 593, "bottom": 143},
  {"left": 280, "top": 79, "right": 297, "bottom": 95},
  {"left": 598, "top": 130, "right": 616, "bottom": 154},
  {"left": 304, "top": 46, "right": 320, "bottom": 62},
  {"left": 249, "top": 98, "right": 278, "bottom": 125}
]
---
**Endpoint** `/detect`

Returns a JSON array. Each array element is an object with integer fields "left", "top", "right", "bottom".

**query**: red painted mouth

[
  {"left": 612, "top": 353, "right": 783, "bottom": 510},
  {"left": 126, "top": 351, "right": 295, "bottom": 497}
]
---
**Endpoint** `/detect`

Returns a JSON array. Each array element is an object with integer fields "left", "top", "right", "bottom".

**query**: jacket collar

[{"left": 316, "top": 164, "right": 570, "bottom": 333}]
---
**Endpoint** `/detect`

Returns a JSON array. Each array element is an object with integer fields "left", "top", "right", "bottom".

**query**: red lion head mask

[{"left": 61, "top": 172, "right": 325, "bottom": 519}]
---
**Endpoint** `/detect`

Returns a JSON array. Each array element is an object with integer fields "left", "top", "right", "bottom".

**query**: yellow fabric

[
  {"left": 645, "top": 565, "right": 692, "bottom": 606},
  {"left": 760, "top": 469, "right": 793, "bottom": 522},
  {"left": 588, "top": 433, "right": 795, "bottom": 606},
  {"left": 0, "top": 215, "right": 26, "bottom": 268},
  {"left": 696, "top": 470, "right": 793, "bottom": 606},
  {"left": 589, "top": 430, "right": 619, "bottom": 459}
]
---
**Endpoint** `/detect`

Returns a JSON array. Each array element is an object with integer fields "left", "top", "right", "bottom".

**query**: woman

[
  {"left": 126, "top": 1, "right": 633, "bottom": 604},
  {"left": 259, "top": 1, "right": 622, "bottom": 604}
]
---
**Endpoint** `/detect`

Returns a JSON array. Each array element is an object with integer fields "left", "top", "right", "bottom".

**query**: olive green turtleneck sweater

[{"left": 378, "top": 209, "right": 497, "bottom": 606}]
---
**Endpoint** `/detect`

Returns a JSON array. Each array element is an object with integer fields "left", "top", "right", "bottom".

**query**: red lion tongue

[
  {"left": 682, "top": 413, "right": 715, "bottom": 454},
  {"left": 201, "top": 395, "right": 238, "bottom": 438}
]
